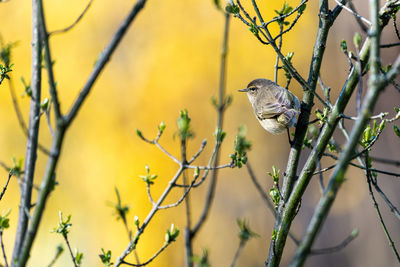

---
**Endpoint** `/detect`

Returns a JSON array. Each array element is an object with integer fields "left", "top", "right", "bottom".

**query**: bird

[{"left": 238, "top": 78, "right": 301, "bottom": 135}]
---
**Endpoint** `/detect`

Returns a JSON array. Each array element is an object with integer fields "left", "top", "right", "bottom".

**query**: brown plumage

[{"left": 239, "top": 79, "right": 301, "bottom": 134}]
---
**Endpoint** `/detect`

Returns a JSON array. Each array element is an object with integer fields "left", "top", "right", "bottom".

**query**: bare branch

[
  {"left": 334, "top": 0, "right": 371, "bottom": 26},
  {"left": 120, "top": 241, "right": 171, "bottom": 266},
  {"left": 64, "top": 0, "right": 148, "bottom": 127},
  {"left": 49, "top": 0, "right": 94, "bottom": 36},
  {"left": 0, "top": 172, "right": 12, "bottom": 201}
]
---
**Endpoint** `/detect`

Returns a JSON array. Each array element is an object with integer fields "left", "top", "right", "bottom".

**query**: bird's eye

[{"left": 249, "top": 86, "right": 256, "bottom": 92}]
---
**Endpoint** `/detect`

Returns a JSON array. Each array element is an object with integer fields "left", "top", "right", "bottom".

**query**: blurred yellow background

[{"left": 0, "top": 0, "right": 399, "bottom": 266}]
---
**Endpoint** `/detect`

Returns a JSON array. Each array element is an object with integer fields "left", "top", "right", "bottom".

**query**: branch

[
  {"left": 12, "top": 0, "right": 43, "bottom": 261},
  {"left": 114, "top": 167, "right": 184, "bottom": 266},
  {"left": 120, "top": 241, "right": 171, "bottom": 266},
  {"left": 309, "top": 229, "right": 358, "bottom": 255},
  {"left": 0, "top": 231, "right": 8, "bottom": 267},
  {"left": 63, "top": 235, "right": 78, "bottom": 267},
  {"left": 64, "top": 0, "right": 148, "bottom": 127},
  {"left": 365, "top": 156, "right": 400, "bottom": 262},
  {"left": 190, "top": 13, "right": 230, "bottom": 238},
  {"left": 8, "top": 79, "right": 50, "bottom": 155},
  {"left": 40, "top": 8, "right": 63, "bottom": 121},
  {"left": 334, "top": 0, "right": 371, "bottom": 28},
  {"left": 0, "top": 172, "right": 12, "bottom": 201},
  {"left": 49, "top": 0, "right": 93, "bottom": 36},
  {"left": 290, "top": 4, "right": 400, "bottom": 265},
  {"left": 269, "top": 1, "right": 400, "bottom": 264}
]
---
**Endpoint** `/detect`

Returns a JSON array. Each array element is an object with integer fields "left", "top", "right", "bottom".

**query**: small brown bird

[{"left": 239, "top": 78, "right": 301, "bottom": 134}]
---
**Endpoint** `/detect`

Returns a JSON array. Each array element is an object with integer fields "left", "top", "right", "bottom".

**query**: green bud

[
  {"left": 340, "top": 40, "right": 347, "bottom": 52},
  {"left": 158, "top": 121, "right": 166, "bottom": 133},
  {"left": 353, "top": 32, "right": 362, "bottom": 49},
  {"left": 394, "top": 125, "right": 400, "bottom": 137},
  {"left": 193, "top": 167, "right": 200, "bottom": 179},
  {"left": 41, "top": 98, "right": 49, "bottom": 110},
  {"left": 269, "top": 188, "right": 280, "bottom": 205},
  {"left": 136, "top": 129, "right": 143, "bottom": 139}
]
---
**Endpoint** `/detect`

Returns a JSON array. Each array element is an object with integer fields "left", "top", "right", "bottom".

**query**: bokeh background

[{"left": 0, "top": 0, "right": 399, "bottom": 266}]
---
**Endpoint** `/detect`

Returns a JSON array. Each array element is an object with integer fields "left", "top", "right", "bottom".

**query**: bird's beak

[{"left": 238, "top": 88, "right": 248, "bottom": 92}]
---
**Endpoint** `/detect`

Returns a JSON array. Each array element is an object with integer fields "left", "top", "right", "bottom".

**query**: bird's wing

[{"left": 255, "top": 89, "right": 292, "bottom": 120}]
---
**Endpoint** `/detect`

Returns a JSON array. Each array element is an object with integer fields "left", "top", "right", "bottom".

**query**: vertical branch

[
  {"left": 181, "top": 139, "right": 193, "bottom": 267},
  {"left": 281, "top": 0, "right": 330, "bottom": 206},
  {"left": 267, "top": 0, "right": 333, "bottom": 265},
  {"left": 190, "top": 12, "right": 231, "bottom": 238},
  {"left": 289, "top": 2, "right": 400, "bottom": 266},
  {"left": 17, "top": 128, "right": 66, "bottom": 267},
  {"left": 0, "top": 230, "right": 9, "bottom": 267},
  {"left": 12, "top": 1, "right": 149, "bottom": 266},
  {"left": 12, "top": 0, "right": 42, "bottom": 262},
  {"left": 274, "top": 24, "right": 283, "bottom": 83}
]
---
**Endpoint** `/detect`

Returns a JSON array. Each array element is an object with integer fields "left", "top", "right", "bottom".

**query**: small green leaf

[
  {"left": 158, "top": 121, "right": 166, "bottom": 133},
  {"left": 213, "top": 0, "right": 221, "bottom": 10},
  {"left": 249, "top": 22, "right": 259, "bottom": 35},
  {"left": 214, "top": 127, "right": 226, "bottom": 142},
  {"left": 0, "top": 210, "right": 11, "bottom": 230},
  {"left": 177, "top": 109, "right": 194, "bottom": 140},
  {"left": 340, "top": 40, "right": 347, "bottom": 52},
  {"left": 269, "top": 188, "right": 280, "bottom": 205},
  {"left": 225, "top": 2, "right": 240, "bottom": 14},
  {"left": 52, "top": 211, "right": 72, "bottom": 237},
  {"left": 193, "top": 166, "right": 200, "bottom": 179},
  {"left": 99, "top": 248, "right": 113, "bottom": 266},
  {"left": 267, "top": 166, "right": 280, "bottom": 185},
  {"left": 272, "top": 229, "right": 278, "bottom": 241},
  {"left": 41, "top": 98, "right": 49, "bottom": 110},
  {"left": 237, "top": 219, "right": 259, "bottom": 242},
  {"left": 139, "top": 165, "right": 158, "bottom": 185},
  {"left": 191, "top": 249, "right": 210, "bottom": 267},
  {"left": 353, "top": 32, "right": 362, "bottom": 49},
  {"left": 165, "top": 224, "right": 180, "bottom": 244},
  {"left": 134, "top": 215, "right": 140, "bottom": 228},
  {"left": 136, "top": 129, "right": 143, "bottom": 139},
  {"left": 231, "top": 126, "right": 251, "bottom": 168},
  {"left": 299, "top": 3, "right": 307, "bottom": 14},
  {"left": 394, "top": 125, "right": 400, "bottom": 137},
  {"left": 74, "top": 249, "right": 83, "bottom": 266}
]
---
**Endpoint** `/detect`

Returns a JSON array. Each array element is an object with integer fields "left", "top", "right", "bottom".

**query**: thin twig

[
  {"left": 188, "top": 140, "right": 207, "bottom": 164},
  {"left": 369, "top": 156, "right": 400, "bottom": 166},
  {"left": 381, "top": 42, "right": 400, "bottom": 48},
  {"left": 190, "top": 13, "right": 231, "bottom": 239},
  {"left": 114, "top": 166, "right": 185, "bottom": 266},
  {"left": 309, "top": 230, "right": 357, "bottom": 255},
  {"left": 334, "top": 0, "right": 371, "bottom": 26},
  {"left": 63, "top": 235, "right": 78, "bottom": 267},
  {"left": 8, "top": 79, "right": 50, "bottom": 155},
  {"left": 0, "top": 172, "right": 12, "bottom": 201},
  {"left": 49, "top": 0, "right": 94, "bottom": 36},
  {"left": 371, "top": 178, "right": 400, "bottom": 220},
  {"left": 12, "top": 0, "right": 43, "bottom": 261},
  {"left": 231, "top": 240, "right": 245, "bottom": 267},
  {"left": 317, "top": 160, "right": 325, "bottom": 193},
  {"left": 0, "top": 231, "right": 8, "bottom": 267},
  {"left": 347, "top": 0, "right": 370, "bottom": 32},
  {"left": 246, "top": 162, "right": 275, "bottom": 212},
  {"left": 365, "top": 155, "right": 400, "bottom": 262},
  {"left": 263, "top": 0, "right": 309, "bottom": 26},
  {"left": 146, "top": 183, "right": 156, "bottom": 206},
  {"left": 16, "top": 1, "right": 149, "bottom": 266},
  {"left": 64, "top": 0, "right": 148, "bottom": 127},
  {"left": 120, "top": 242, "right": 170, "bottom": 266}
]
